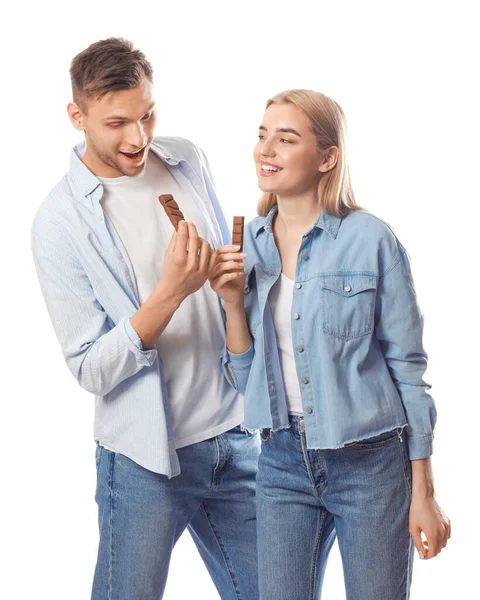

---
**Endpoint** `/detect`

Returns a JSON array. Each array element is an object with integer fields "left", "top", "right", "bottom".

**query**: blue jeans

[
  {"left": 257, "top": 416, "right": 414, "bottom": 600},
  {"left": 91, "top": 426, "right": 260, "bottom": 600}
]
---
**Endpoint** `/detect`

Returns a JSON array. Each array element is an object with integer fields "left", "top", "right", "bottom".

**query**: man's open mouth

[{"left": 120, "top": 147, "right": 147, "bottom": 162}]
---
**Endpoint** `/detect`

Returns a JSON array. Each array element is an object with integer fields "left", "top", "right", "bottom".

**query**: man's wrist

[{"left": 153, "top": 280, "right": 184, "bottom": 312}]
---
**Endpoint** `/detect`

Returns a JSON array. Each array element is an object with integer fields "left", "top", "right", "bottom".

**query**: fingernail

[
  {"left": 232, "top": 245, "right": 241, "bottom": 249},
  {"left": 418, "top": 551, "right": 425, "bottom": 560}
]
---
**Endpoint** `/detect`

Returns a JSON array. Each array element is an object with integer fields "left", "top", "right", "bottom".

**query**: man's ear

[
  {"left": 318, "top": 146, "right": 339, "bottom": 173},
  {"left": 67, "top": 101, "right": 86, "bottom": 131}
]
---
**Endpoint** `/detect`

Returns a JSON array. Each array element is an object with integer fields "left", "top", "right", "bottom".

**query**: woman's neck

[{"left": 275, "top": 194, "right": 321, "bottom": 236}]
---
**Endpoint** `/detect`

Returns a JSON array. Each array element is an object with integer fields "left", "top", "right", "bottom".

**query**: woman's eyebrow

[{"left": 258, "top": 125, "right": 301, "bottom": 137}]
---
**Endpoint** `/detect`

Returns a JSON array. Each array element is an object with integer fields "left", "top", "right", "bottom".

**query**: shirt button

[
  {"left": 293, "top": 313, "right": 300, "bottom": 320},
  {"left": 344, "top": 285, "right": 352, "bottom": 292},
  {"left": 301, "top": 377, "right": 309, "bottom": 384},
  {"left": 296, "top": 346, "right": 304, "bottom": 353},
  {"left": 270, "top": 385, "right": 276, "bottom": 393},
  {"left": 301, "top": 253, "right": 308, "bottom": 261},
  {"left": 306, "top": 407, "right": 313, "bottom": 414},
  {"left": 295, "top": 283, "right": 302, "bottom": 289}
]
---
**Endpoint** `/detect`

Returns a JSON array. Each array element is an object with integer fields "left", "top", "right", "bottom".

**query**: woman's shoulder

[
  {"left": 341, "top": 209, "right": 408, "bottom": 275},
  {"left": 343, "top": 209, "right": 406, "bottom": 249}
]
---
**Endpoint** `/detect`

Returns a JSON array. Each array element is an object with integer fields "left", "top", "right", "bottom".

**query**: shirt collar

[
  {"left": 68, "top": 139, "right": 183, "bottom": 201},
  {"left": 254, "top": 204, "right": 342, "bottom": 239}
]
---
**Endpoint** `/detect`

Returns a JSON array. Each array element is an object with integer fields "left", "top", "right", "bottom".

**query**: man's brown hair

[{"left": 70, "top": 38, "right": 153, "bottom": 109}]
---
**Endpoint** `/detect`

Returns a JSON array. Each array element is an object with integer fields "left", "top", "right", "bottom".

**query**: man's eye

[
  {"left": 108, "top": 123, "right": 123, "bottom": 128},
  {"left": 142, "top": 113, "right": 152, "bottom": 121},
  {"left": 280, "top": 139, "right": 291, "bottom": 143},
  {"left": 258, "top": 135, "right": 266, "bottom": 140}
]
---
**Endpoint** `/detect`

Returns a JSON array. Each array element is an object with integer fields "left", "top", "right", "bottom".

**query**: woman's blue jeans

[{"left": 256, "top": 416, "right": 414, "bottom": 600}]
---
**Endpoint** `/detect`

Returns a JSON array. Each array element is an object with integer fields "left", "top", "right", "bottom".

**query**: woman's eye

[
  {"left": 258, "top": 135, "right": 266, "bottom": 140},
  {"left": 142, "top": 113, "right": 152, "bottom": 121},
  {"left": 280, "top": 138, "right": 291, "bottom": 143},
  {"left": 108, "top": 123, "right": 123, "bottom": 128}
]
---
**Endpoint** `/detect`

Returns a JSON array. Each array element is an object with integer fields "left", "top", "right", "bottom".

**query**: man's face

[{"left": 69, "top": 78, "right": 157, "bottom": 177}]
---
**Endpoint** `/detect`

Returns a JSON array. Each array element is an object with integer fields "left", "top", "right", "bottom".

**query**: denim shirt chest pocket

[{"left": 320, "top": 273, "right": 378, "bottom": 341}]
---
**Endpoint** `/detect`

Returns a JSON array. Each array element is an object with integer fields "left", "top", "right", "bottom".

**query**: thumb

[
  {"left": 207, "top": 250, "right": 218, "bottom": 277},
  {"left": 166, "top": 230, "right": 177, "bottom": 256},
  {"left": 410, "top": 526, "right": 427, "bottom": 560}
]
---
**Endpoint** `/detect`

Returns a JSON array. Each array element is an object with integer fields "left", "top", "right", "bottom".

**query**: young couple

[{"left": 32, "top": 38, "right": 450, "bottom": 600}]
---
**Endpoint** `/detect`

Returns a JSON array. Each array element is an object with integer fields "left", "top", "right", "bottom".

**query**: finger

[
  {"left": 210, "top": 261, "right": 245, "bottom": 280},
  {"left": 212, "top": 271, "right": 245, "bottom": 290},
  {"left": 198, "top": 239, "right": 212, "bottom": 272},
  {"left": 217, "top": 252, "right": 247, "bottom": 263},
  {"left": 165, "top": 229, "right": 177, "bottom": 256},
  {"left": 410, "top": 528, "right": 427, "bottom": 560},
  {"left": 186, "top": 223, "right": 200, "bottom": 267},
  {"left": 217, "top": 244, "right": 243, "bottom": 255},
  {"left": 207, "top": 249, "right": 219, "bottom": 276},
  {"left": 424, "top": 533, "right": 440, "bottom": 559},
  {"left": 174, "top": 221, "right": 189, "bottom": 260}
]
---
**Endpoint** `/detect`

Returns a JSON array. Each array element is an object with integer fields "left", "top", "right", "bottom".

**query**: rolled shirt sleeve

[
  {"left": 220, "top": 343, "right": 255, "bottom": 394},
  {"left": 31, "top": 225, "right": 157, "bottom": 397}
]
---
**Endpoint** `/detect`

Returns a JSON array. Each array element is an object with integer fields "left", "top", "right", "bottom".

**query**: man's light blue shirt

[
  {"left": 31, "top": 137, "right": 233, "bottom": 477},
  {"left": 222, "top": 205, "right": 436, "bottom": 460}
]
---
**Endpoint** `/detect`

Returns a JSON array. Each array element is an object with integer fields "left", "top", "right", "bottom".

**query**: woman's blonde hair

[{"left": 257, "top": 89, "right": 360, "bottom": 217}]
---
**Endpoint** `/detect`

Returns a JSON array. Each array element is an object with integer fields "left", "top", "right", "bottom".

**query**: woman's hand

[
  {"left": 409, "top": 492, "right": 451, "bottom": 560},
  {"left": 209, "top": 245, "right": 247, "bottom": 307}
]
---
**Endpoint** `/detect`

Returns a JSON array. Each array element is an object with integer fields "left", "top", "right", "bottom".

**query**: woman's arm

[{"left": 209, "top": 245, "right": 254, "bottom": 392}]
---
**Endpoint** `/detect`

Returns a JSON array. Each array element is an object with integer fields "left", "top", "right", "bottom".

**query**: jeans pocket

[
  {"left": 344, "top": 428, "right": 401, "bottom": 450},
  {"left": 321, "top": 273, "right": 377, "bottom": 341}
]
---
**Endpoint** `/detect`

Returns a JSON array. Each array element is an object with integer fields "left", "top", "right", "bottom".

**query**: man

[{"left": 31, "top": 38, "right": 259, "bottom": 600}]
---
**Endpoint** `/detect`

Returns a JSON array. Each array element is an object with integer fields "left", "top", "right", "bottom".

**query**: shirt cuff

[
  {"left": 226, "top": 344, "right": 255, "bottom": 367},
  {"left": 123, "top": 317, "right": 158, "bottom": 367},
  {"left": 408, "top": 434, "right": 434, "bottom": 460}
]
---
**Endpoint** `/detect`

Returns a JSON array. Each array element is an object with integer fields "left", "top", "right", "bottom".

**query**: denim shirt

[
  {"left": 31, "top": 136, "right": 233, "bottom": 477},
  {"left": 221, "top": 205, "right": 436, "bottom": 460}
]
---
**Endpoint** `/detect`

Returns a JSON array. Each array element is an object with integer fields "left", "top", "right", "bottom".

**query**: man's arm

[{"left": 32, "top": 220, "right": 213, "bottom": 395}]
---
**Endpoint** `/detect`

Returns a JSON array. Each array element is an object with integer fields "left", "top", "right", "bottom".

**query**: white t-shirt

[
  {"left": 99, "top": 152, "right": 242, "bottom": 448},
  {"left": 269, "top": 273, "right": 303, "bottom": 416}
]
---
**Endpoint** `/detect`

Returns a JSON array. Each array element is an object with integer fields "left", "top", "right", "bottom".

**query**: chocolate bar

[
  {"left": 232, "top": 216, "right": 245, "bottom": 252},
  {"left": 158, "top": 194, "right": 185, "bottom": 230}
]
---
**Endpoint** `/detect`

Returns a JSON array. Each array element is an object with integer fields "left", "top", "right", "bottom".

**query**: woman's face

[{"left": 254, "top": 103, "right": 325, "bottom": 198}]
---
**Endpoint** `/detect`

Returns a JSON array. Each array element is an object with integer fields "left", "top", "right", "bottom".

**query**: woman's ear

[{"left": 318, "top": 146, "right": 339, "bottom": 173}]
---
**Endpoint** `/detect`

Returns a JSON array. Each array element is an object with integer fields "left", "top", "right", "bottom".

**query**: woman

[{"left": 209, "top": 90, "right": 450, "bottom": 599}]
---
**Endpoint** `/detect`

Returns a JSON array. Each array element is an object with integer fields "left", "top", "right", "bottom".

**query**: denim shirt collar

[{"left": 254, "top": 204, "right": 342, "bottom": 239}]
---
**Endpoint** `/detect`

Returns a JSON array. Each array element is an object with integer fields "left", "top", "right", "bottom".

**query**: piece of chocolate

[
  {"left": 158, "top": 194, "right": 185, "bottom": 230},
  {"left": 232, "top": 216, "right": 245, "bottom": 252}
]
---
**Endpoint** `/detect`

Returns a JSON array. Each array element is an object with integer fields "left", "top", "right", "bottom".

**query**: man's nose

[{"left": 126, "top": 123, "right": 147, "bottom": 149}]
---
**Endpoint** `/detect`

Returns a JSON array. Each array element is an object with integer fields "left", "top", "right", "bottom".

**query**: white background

[{"left": 1, "top": 0, "right": 478, "bottom": 598}]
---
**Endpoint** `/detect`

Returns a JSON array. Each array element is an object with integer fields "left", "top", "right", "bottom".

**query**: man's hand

[{"left": 158, "top": 221, "right": 216, "bottom": 304}]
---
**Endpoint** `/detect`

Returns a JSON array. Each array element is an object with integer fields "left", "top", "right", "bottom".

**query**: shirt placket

[{"left": 292, "top": 233, "right": 318, "bottom": 436}]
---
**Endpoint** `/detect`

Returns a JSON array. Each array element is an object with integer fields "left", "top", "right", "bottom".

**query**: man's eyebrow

[
  {"left": 258, "top": 125, "right": 301, "bottom": 137},
  {"left": 103, "top": 103, "right": 156, "bottom": 122}
]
